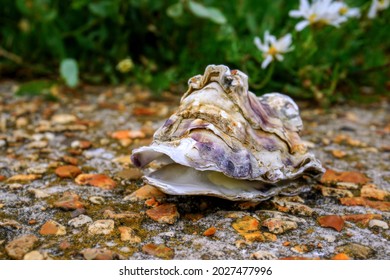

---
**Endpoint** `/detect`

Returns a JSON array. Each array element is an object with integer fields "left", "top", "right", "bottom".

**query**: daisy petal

[
  {"left": 368, "top": 0, "right": 378, "bottom": 18},
  {"left": 261, "top": 55, "right": 273, "bottom": 69},
  {"left": 300, "top": 0, "right": 310, "bottom": 12},
  {"left": 275, "top": 54, "right": 284, "bottom": 61},
  {"left": 295, "top": 20, "right": 310, "bottom": 31},
  {"left": 276, "top": 34, "right": 292, "bottom": 51},
  {"left": 254, "top": 36, "right": 268, "bottom": 52},
  {"left": 289, "top": 10, "right": 303, "bottom": 18}
]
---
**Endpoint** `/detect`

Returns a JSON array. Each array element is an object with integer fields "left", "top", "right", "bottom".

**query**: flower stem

[{"left": 251, "top": 62, "right": 275, "bottom": 90}]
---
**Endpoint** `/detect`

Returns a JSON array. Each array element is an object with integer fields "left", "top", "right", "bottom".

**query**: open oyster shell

[{"left": 131, "top": 65, "right": 324, "bottom": 201}]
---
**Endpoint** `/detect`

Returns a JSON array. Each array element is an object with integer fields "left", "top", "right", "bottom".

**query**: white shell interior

[{"left": 143, "top": 163, "right": 309, "bottom": 201}]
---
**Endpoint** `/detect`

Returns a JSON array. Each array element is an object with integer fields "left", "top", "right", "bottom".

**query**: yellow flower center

[
  {"left": 268, "top": 46, "right": 278, "bottom": 56},
  {"left": 309, "top": 14, "right": 317, "bottom": 23},
  {"left": 339, "top": 7, "right": 348, "bottom": 15}
]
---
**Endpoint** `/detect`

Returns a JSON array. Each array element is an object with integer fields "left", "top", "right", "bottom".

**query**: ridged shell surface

[{"left": 131, "top": 65, "right": 324, "bottom": 201}]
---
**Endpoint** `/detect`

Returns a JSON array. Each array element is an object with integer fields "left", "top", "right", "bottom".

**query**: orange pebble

[
  {"left": 203, "top": 226, "right": 217, "bottom": 236},
  {"left": 331, "top": 253, "right": 351, "bottom": 260}
]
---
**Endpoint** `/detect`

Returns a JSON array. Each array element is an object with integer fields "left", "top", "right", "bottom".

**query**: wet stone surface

[{"left": 0, "top": 82, "right": 389, "bottom": 260}]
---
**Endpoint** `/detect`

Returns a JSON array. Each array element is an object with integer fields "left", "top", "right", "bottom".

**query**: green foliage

[
  {"left": 15, "top": 80, "right": 58, "bottom": 100},
  {"left": 0, "top": 0, "right": 389, "bottom": 104}
]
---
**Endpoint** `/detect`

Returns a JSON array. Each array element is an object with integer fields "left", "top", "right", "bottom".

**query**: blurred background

[{"left": 0, "top": 0, "right": 389, "bottom": 105}]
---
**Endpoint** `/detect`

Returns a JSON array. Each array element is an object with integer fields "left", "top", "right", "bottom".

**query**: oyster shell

[{"left": 131, "top": 65, "right": 324, "bottom": 201}]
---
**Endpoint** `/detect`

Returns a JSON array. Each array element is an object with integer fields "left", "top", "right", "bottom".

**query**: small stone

[
  {"left": 145, "top": 197, "right": 159, "bottom": 207},
  {"left": 0, "top": 175, "right": 6, "bottom": 181},
  {"left": 75, "top": 174, "right": 117, "bottom": 190},
  {"left": 118, "top": 226, "right": 141, "bottom": 243},
  {"left": 331, "top": 253, "right": 350, "bottom": 260},
  {"left": 29, "top": 188, "right": 50, "bottom": 198},
  {"left": 333, "top": 134, "right": 366, "bottom": 147},
  {"left": 317, "top": 215, "right": 345, "bottom": 232},
  {"left": 133, "top": 107, "right": 158, "bottom": 116},
  {"left": 110, "top": 130, "right": 131, "bottom": 139},
  {"left": 335, "top": 182, "right": 360, "bottom": 190},
  {"left": 146, "top": 204, "right": 179, "bottom": 224},
  {"left": 59, "top": 241, "right": 71, "bottom": 250},
  {"left": 235, "top": 240, "right": 248, "bottom": 248},
  {"left": 232, "top": 216, "right": 260, "bottom": 233},
  {"left": 317, "top": 185, "right": 353, "bottom": 198},
  {"left": 16, "top": 117, "right": 28, "bottom": 128},
  {"left": 111, "top": 130, "right": 145, "bottom": 139},
  {"left": 55, "top": 165, "right": 82, "bottom": 178},
  {"left": 272, "top": 197, "right": 314, "bottom": 216},
  {"left": 68, "top": 148, "right": 82, "bottom": 155},
  {"left": 183, "top": 213, "right": 204, "bottom": 222},
  {"left": 89, "top": 196, "right": 105, "bottom": 205},
  {"left": 142, "top": 243, "right": 174, "bottom": 259},
  {"left": 27, "top": 165, "right": 48, "bottom": 174},
  {"left": 5, "top": 235, "right": 39, "bottom": 260},
  {"left": 82, "top": 248, "right": 114, "bottom": 260},
  {"left": 236, "top": 201, "right": 261, "bottom": 210},
  {"left": 262, "top": 218, "right": 298, "bottom": 234},
  {"left": 8, "top": 183, "right": 23, "bottom": 190},
  {"left": 71, "top": 140, "right": 92, "bottom": 149},
  {"left": 39, "top": 220, "right": 66, "bottom": 235},
  {"left": 290, "top": 244, "right": 313, "bottom": 254},
  {"left": 279, "top": 256, "right": 320, "bottom": 260},
  {"left": 361, "top": 184, "right": 389, "bottom": 201},
  {"left": 68, "top": 215, "right": 93, "bottom": 228},
  {"left": 7, "top": 174, "right": 41, "bottom": 183},
  {"left": 339, "top": 197, "right": 390, "bottom": 211},
  {"left": 341, "top": 214, "right": 382, "bottom": 226},
  {"left": 112, "top": 155, "right": 132, "bottom": 165},
  {"left": 203, "top": 227, "right": 217, "bottom": 236},
  {"left": 322, "top": 234, "right": 336, "bottom": 243},
  {"left": 51, "top": 114, "right": 77, "bottom": 124},
  {"left": 116, "top": 168, "right": 143, "bottom": 180},
  {"left": 27, "top": 140, "right": 48, "bottom": 149},
  {"left": 250, "top": 250, "right": 277, "bottom": 260},
  {"left": 331, "top": 150, "right": 347, "bottom": 158},
  {"left": 103, "top": 209, "right": 143, "bottom": 225},
  {"left": 321, "top": 169, "right": 370, "bottom": 185},
  {"left": 54, "top": 192, "right": 84, "bottom": 210},
  {"left": 119, "top": 138, "right": 132, "bottom": 147},
  {"left": 23, "top": 250, "right": 44, "bottom": 260},
  {"left": 0, "top": 219, "right": 22, "bottom": 229},
  {"left": 368, "top": 219, "right": 388, "bottom": 229},
  {"left": 83, "top": 148, "right": 112, "bottom": 159},
  {"left": 62, "top": 156, "right": 79, "bottom": 165},
  {"left": 232, "top": 216, "right": 277, "bottom": 242},
  {"left": 124, "top": 184, "right": 166, "bottom": 201},
  {"left": 70, "top": 208, "right": 86, "bottom": 218},
  {"left": 88, "top": 220, "right": 115, "bottom": 235},
  {"left": 335, "top": 243, "right": 375, "bottom": 259}
]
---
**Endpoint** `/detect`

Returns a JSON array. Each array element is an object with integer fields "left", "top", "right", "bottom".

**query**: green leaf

[
  {"left": 60, "top": 59, "right": 79, "bottom": 88},
  {"left": 88, "top": 1, "right": 117, "bottom": 18},
  {"left": 188, "top": 1, "right": 227, "bottom": 24},
  {"left": 167, "top": 2, "right": 183, "bottom": 18},
  {"left": 15, "top": 80, "right": 53, "bottom": 96}
]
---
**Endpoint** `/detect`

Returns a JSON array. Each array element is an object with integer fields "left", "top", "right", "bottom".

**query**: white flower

[
  {"left": 338, "top": 2, "right": 361, "bottom": 19},
  {"left": 368, "top": 0, "right": 390, "bottom": 19},
  {"left": 289, "top": 0, "right": 349, "bottom": 31},
  {"left": 254, "top": 31, "right": 293, "bottom": 69}
]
